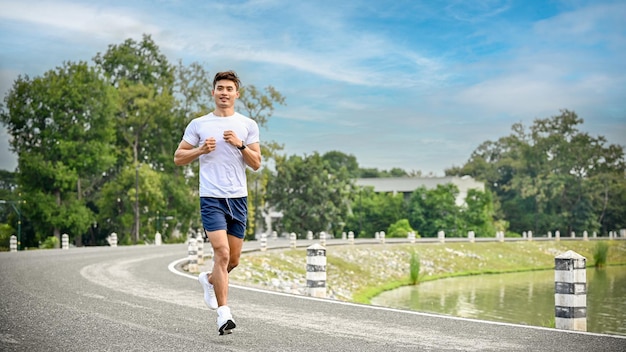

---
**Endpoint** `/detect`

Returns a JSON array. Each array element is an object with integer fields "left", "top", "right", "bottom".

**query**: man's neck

[{"left": 213, "top": 108, "right": 235, "bottom": 117}]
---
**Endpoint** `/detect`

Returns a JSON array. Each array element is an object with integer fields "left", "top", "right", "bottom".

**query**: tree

[
  {"left": 267, "top": 152, "right": 354, "bottom": 236},
  {"left": 346, "top": 187, "right": 407, "bottom": 237},
  {"left": 448, "top": 110, "right": 625, "bottom": 235},
  {"left": 408, "top": 184, "right": 462, "bottom": 237},
  {"left": 94, "top": 35, "right": 178, "bottom": 243},
  {"left": 0, "top": 61, "right": 117, "bottom": 246}
]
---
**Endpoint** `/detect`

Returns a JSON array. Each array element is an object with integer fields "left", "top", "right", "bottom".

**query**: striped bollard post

[
  {"left": 61, "top": 234, "right": 69, "bottom": 250},
  {"left": 438, "top": 230, "right": 445, "bottom": 243},
  {"left": 320, "top": 232, "right": 326, "bottom": 247},
  {"left": 468, "top": 231, "right": 475, "bottom": 243},
  {"left": 109, "top": 232, "right": 118, "bottom": 247},
  {"left": 187, "top": 237, "right": 198, "bottom": 273},
  {"left": 260, "top": 232, "right": 267, "bottom": 251},
  {"left": 306, "top": 243, "right": 326, "bottom": 298},
  {"left": 555, "top": 250, "right": 587, "bottom": 332},
  {"left": 348, "top": 231, "right": 354, "bottom": 245},
  {"left": 196, "top": 233, "right": 204, "bottom": 265},
  {"left": 10, "top": 235, "right": 17, "bottom": 252},
  {"left": 155, "top": 232, "right": 162, "bottom": 246},
  {"left": 290, "top": 232, "right": 297, "bottom": 248}
]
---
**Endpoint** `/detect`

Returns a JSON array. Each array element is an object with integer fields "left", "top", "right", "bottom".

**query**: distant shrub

[
  {"left": 593, "top": 241, "right": 609, "bottom": 268},
  {"left": 387, "top": 219, "right": 415, "bottom": 238},
  {"left": 40, "top": 236, "right": 59, "bottom": 249}
]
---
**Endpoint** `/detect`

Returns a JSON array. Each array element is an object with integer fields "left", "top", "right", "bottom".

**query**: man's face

[{"left": 212, "top": 79, "right": 239, "bottom": 108}]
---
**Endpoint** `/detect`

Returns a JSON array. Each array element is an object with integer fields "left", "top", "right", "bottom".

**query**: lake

[{"left": 371, "top": 265, "right": 626, "bottom": 336}]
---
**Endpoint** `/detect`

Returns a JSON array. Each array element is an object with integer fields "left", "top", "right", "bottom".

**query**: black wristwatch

[{"left": 237, "top": 142, "right": 246, "bottom": 150}]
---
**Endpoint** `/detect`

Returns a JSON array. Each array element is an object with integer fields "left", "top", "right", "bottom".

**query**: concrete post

[
  {"left": 408, "top": 231, "right": 415, "bottom": 244},
  {"left": 548, "top": 231, "right": 552, "bottom": 239},
  {"left": 61, "top": 234, "right": 69, "bottom": 250},
  {"left": 155, "top": 232, "right": 162, "bottom": 246},
  {"left": 468, "top": 231, "right": 475, "bottom": 243},
  {"left": 348, "top": 231, "right": 354, "bottom": 245},
  {"left": 593, "top": 232, "right": 597, "bottom": 239},
  {"left": 380, "top": 231, "right": 385, "bottom": 244},
  {"left": 438, "top": 230, "right": 445, "bottom": 243},
  {"left": 10, "top": 235, "right": 17, "bottom": 252},
  {"left": 306, "top": 243, "right": 326, "bottom": 298},
  {"left": 555, "top": 250, "right": 587, "bottom": 332},
  {"left": 583, "top": 231, "right": 588, "bottom": 241},
  {"left": 522, "top": 231, "right": 527, "bottom": 239},
  {"left": 571, "top": 231, "right": 576, "bottom": 239},
  {"left": 306, "top": 231, "right": 313, "bottom": 240},
  {"left": 290, "top": 232, "right": 297, "bottom": 248},
  {"left": 342, "top": 232, "right": 346, "bottom": 240},
  {"left": 555, "top": 230, "right": 560, "bottom": 241},
  {"left": 109, "top": 233, "right": 118, "bottom": 247},
  {"left": 196, "top": 232, "right": 204, "bottom": 265},
  {"left": 528, "top": 231, "right": 533, "bottom": 241},
  {"left": 319, "top": 231, "right": 326, "bottom": 247},
  {"left": 496, "top": 231, "right": 504, "bottom": 242},
  {"left": 272, "top": 231, "right": 278, "bottom": 240},
  {"left": 187, "top": 237, "right": 198, "bottom": 273},
  {"left": 260, "top": 232, "right": 267, "bottom": 251}
]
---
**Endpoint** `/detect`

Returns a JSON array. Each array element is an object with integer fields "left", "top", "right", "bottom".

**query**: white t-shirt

[{"left": 182, "top": 112, "right": 260, "bottom": 198}]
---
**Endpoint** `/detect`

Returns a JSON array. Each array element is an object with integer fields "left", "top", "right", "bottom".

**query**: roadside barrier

[
  {"left": 62, "top": 234, "right": 69, "bottom": 250},
  {"left": 187, "top": 237, "right": 198, "bottom": 273},
  {"left": 290, "top": 232, "right": 296, "bottom": 248},
  {"left": 306, "top": 243, "right": 326, "bottom": 298},
  {"left": 196, "top": 231, "right": 204, "bottom": 265},
  {"left": 555, "top": 250, "right": 587, "bottom": 332},
  {"left": 260, "top": 232, "right": 267, "bottom": 251},
  {"left": 10, "top": 235, "right": 17, "bottom": 252}
]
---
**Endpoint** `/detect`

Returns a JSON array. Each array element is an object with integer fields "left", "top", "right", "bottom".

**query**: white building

[{"left": 355, "top": 175, "right": 484, "bottom": 206}]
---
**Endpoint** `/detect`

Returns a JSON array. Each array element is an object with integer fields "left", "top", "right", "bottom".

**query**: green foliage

[
  {"left": 40, "top": 236, "right": 59, "bottom": 249},
  {"left": 267, "top": 152, "right": 354, "bottom": 235},
  {"left": 387, "top": 219, "right": 415, "bottom": 238},
  {"left": 448, "top": 110, "right": 625, "bottom": 235},
  {"left": 593, "top": 241, "right": 609, "bottom": 268},
  {"left": 1, "top": 60, "right": 117, "bottom": 246},
  {"left": 410, "top": 251, "right": 420, "bottom": 285},
  {"left": 346, "top": 187, "right": 407, "bottom": 237},
  {"left": 0, "top": 223, "right": 13, "bottom": 250}
]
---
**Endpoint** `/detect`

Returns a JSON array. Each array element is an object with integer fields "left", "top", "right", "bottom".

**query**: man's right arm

[{"left": 174, "top": 140, "right": 202, "bottom": 166}]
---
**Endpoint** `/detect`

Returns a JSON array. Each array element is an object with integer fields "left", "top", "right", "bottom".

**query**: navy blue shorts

[{"left": 200, "top": 197, "right": 247, "bottom": 239}]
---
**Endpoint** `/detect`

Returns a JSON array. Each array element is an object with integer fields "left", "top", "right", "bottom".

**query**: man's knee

[{"left": 227, "top": 259, "right": 239, "bottom": 272}]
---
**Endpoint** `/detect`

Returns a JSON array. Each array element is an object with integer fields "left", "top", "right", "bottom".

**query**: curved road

[{"left": 1, "top": 243, "right": 624, "bottom": 351}]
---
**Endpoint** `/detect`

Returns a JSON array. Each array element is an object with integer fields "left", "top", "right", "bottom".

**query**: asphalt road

[{"left": 1, "top": 242, "right": 625, "bottom": 352}]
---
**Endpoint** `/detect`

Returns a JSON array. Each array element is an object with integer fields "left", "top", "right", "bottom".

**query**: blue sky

[{"left": 1, "top": 0, "right": 625, "bottom": 175}]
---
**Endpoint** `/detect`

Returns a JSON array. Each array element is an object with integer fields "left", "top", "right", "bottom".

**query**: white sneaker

[
  {"left": 198, "top": 272, "right": 218, "bottom": 310},
  {"left": 217, "top": 306, "right": 236, "bottom": 335}
]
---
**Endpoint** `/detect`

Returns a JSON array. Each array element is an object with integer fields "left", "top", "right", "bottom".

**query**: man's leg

[{"left": 207, "top": 229, "right": 230, "bottom": 307}]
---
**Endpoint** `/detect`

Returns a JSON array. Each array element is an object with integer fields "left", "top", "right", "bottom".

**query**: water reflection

[{"left": 371, "top": 266, "right": 626, "bottom": 335}]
